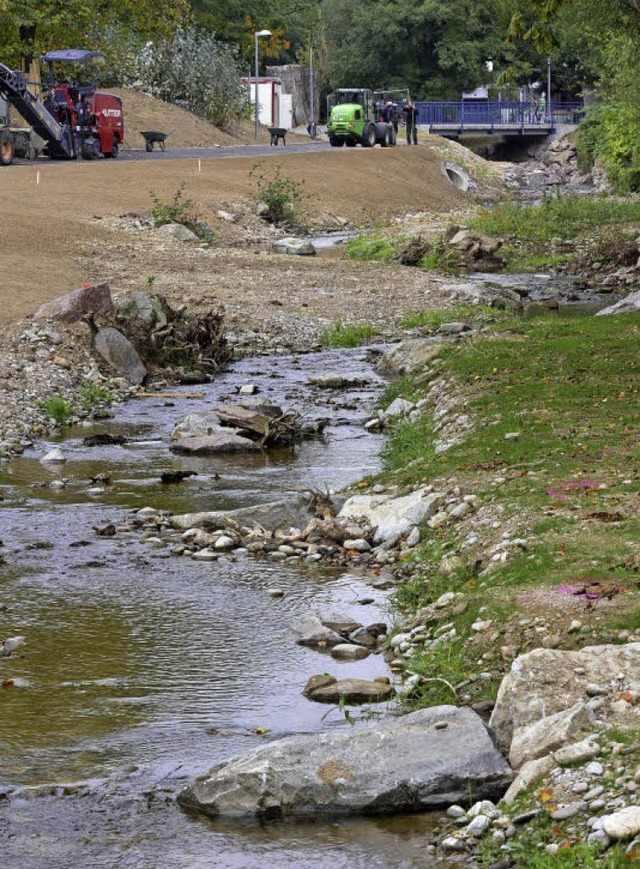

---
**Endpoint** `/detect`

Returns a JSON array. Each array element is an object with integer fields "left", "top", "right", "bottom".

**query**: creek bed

[{"left": 0, "top": 348, "right": 445, "bottom": 868}]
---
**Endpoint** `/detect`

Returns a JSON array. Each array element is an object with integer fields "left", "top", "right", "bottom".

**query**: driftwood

[{"left": 217, "top": 402, "right": 302, "bottom": 448}]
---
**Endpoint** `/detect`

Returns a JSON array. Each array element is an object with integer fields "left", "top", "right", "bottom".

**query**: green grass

[
  {"left": 507, "top": 252, "right": 576, "bottom": 272},
  {"left": 42, "top": 395, "right": 72, "bottom": 426},
  {"left": 320, "top": 320, "right": 378, "bottom": 348},
  {"left": 471, "top": 194, "right": 640, "bottom": 245},
  {"left": 345, "top": 233, "right": 402, "bottom": 263},
  {"left": 400, "top": 304, "right": 496, "bottom": 330},
  {"left": 78, "top": 383, "right": 116, "bottom": 412},
  {"left": 381, "top": 414, "right": 436, "bottom": 471}
]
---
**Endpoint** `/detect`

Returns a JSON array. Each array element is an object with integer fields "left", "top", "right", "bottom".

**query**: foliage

[
  {"left": 149, "top": 182, "right": 194, "bottom": 227},
  {"left": 401, "top": 305, "right": 495, "bottom": 329},
  {"left": 78, "top": 383, "right": 115, "bottom": 412},
  {"left": 320, "top": 320, "right": 377, "bottom": 348},
  {"left": 0, "top": 0, "right": 189, "bottom": 67},
  {"left": 129, "top": 27, "right": 249, "bottom": 130},
  {"left": 249, "top": 161, "right": 305, "bottom": 224},
  {"left": 471, "top": 195, "right": 640, "bottom": 244},
  {"left": 346, "top": 234, "right": 399, "bottom": 263},
  {"left": 42, "top": 395, "right": 72, "bottom": 426}
]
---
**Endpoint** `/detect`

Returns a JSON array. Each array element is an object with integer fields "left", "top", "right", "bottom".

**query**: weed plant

[
  {"left": 250, "top": 161, "right": 305, "bottom": 224},
  {"left": 149, "top": 182, "right": 194, "bottom": 227},
  {"left": 42, "top": 395, "right": 72, "bottom": 426},
  {"left": 320, "top": 320, "right": 377, "bottom": 348},
  {"left": 346, "top": 234, "right": 400, "bottom": 263},
  {"left": 78, "top": 383, "right": 115, "bottom": 412}
]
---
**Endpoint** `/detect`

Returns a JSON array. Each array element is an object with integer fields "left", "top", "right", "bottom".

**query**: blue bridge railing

[{"left": 414, "top": 101, "right": 584, "bottom": 134}]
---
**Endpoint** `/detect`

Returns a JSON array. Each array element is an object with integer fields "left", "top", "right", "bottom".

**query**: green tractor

[{"left": 327, "top": 88, "right": 396, "bottom": 148}]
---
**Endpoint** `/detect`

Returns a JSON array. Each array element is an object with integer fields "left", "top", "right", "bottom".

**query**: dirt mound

[{"left": 109, "top": 88, "right": 278, "bottom": 150}]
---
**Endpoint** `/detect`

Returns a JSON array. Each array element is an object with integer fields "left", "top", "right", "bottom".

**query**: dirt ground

[
  {"left": 108, "top": 88, "right": 309, "bottom": 150},
  {"left": 0, "top": 136, "right": 502, "bottom": 339}
]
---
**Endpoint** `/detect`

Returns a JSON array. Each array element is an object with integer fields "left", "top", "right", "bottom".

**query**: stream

[{"left": 0, "top": 348, "right": 446, "bottom": 869}]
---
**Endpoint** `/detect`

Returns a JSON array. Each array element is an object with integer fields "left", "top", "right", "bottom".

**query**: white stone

[
  {"left": 41, "top": 448, "right": 66, "bottom": 463},
  {"left": 603, "top": 806, "right": 640, "bottom": 841},
  {"left": 466, "top": 815, "right": 491, "bottom": 837},
  {"left": 338, "top": 489, "right": 444, "bottom": 545},
  {"left": 383, "top": 397, "right": 415, "bottom": 418},
  {"left": 467, "top": 800, "right": 496, "bottom": 818},
  {"left": 214, "top": 535, "right": 235, "bottom": 551}
]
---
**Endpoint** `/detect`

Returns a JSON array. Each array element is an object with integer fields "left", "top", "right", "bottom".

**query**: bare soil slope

[
  {"left": 110, "top": 89, "right": 306, "bottom": 150},
  {"left": 1, "top": 144, "right": 496, "bottom": 335}
]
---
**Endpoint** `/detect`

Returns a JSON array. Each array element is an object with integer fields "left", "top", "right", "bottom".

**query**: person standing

[
  {"left": 403, "top": 100, "right": 419, "bottom": 144},
  {"left": 538, "top": 93, "right": 546, "bottom": 124},
  {"left": 531, "top": 94, "right": 539, "bottom": 123},
  {"left": 389, "top": 101, "right": 400, "bottom": 134}
]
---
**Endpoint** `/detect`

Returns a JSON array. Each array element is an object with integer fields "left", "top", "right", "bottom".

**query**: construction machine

[
  {"left": 326, "top": 88, "right": 396, "bottom": 148},
  {"left": 0, "top": 49, "right": 123, "bottom": 165}
]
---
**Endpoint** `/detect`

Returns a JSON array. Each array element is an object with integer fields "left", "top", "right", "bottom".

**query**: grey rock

[
  {"left": 118, "top": 291, "right": 167, "bottom": 331},
  {"left": 330, "top": 644, "right": 370, "bottom": 661},
  {"left": 596, "top": 290, "right": 640, "bottom": 316},
  {"left": 603, "top": 806, "right": 640, "bottom": 840},
  {"left": 170, "top": 494, "right": 315, "bottom": 534},
  {"left": 178, "top": 706, "right": 513, "bottom": 818},
  {"left": 305, "top": 678, "right": 394, "bottom": 704},
  {"left": 383, "top": 397, "right": 415, "bottom": 418},
  {"left": 155, "top": 222, "right": 199, "bottom": 243},
  {"left": 171, "top": 411, "right": 223, "bottom": 439},
  {"left": 169, "top": 434, "right": 260, "bottom": 455},
  {"left": 34, "top": 282, "right": 115, "bottom": 323},
  {"left": 338, "top": 488, "right": 444, "bottom": 545},
  {"left": 290, "top": 613, "right": 345, "bottom": 649},
  {"left": 272, "top": 238, "right": 316, "bottom": 256},
  {"left": 93, "top": 327, "right": 146, "bottom": 384},
  {"left": 466, "top": 815, "right": 491, "bottom": 837},
  {"left": 378, "top": 338, "right": 442, "bottom": 376},
  {"left": 550, "top": 801, "right": 586, "bottom": 821}
]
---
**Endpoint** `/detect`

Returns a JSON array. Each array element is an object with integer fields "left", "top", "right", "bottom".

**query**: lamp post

[
  {"left": 254, "top": 29, "right": 271, "bottom": 140},
  {"left": 546, "top": 56, "right": 551, "bottom": 124}
]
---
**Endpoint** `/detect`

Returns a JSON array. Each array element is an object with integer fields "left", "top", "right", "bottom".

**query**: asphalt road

[{"left": 7, "top": 140, "right": 332, "bottom": 167}]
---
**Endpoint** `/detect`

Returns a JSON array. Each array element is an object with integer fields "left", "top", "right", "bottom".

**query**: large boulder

[
  {"left": 338, "top": 488, "right": 444, "bottom": 544},
  {"left": 445, "top": 280, "right": 523, "bottom": 310},
  {"left": 305, "top": 678, "right": 394, "bottom": 704},
  {"left": 170, "top": 493, "right": 314, "bottom": 533},
  {"left": 378, "top": 339, "right": 442, "bottom": 376},
  {"left": 117, "top": 290, "right": 168, "bottom": 331},
  {"left": 34, "top": 282, "right": 115, "bottom": 323},
  {"left": 490, "top": 644, "right": 640, "bottom": 766},
  {"left": 169, "top": 433, "right": 260, "bottom": 455},
  {"left": 171, "top": 410, "right": 224, "bottom": 440},
  {"left": 272, "top": 238, "right": 316, "bottom": 256},
  {"left": 178, "top": 705, "right": 512, "bottom": 818},
  {"left": 93, "top": 326, "right": 147, "bottom": 384},
  {"left": 596, "top": 290, "right": 640, "bottom": 316}
]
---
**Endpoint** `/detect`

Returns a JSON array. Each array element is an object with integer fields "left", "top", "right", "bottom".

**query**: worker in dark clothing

[
  {"left": 403, "top": 100, "right": 419, "bottom": 144},
  {"left": 388, "top": 101, "right": 400, "bottom": 134}
]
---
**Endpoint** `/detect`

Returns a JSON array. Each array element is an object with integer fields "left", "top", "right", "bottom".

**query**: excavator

[{"left": 0, "top": 49, "right": 123, "bottom": 165}]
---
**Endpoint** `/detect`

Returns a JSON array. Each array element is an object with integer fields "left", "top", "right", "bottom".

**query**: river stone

[
  {"left": 272, "top": 237, "right": 316, "bottom": 256},
  {"left": 596, "top": 290, "right": 640, "bottom": 316},
  {"left": 171, "top": 411, "right": 223, "bottom": 439},
  {"left": 93, "top": 327, "right": 147, "bottom": 385},
  {"left": 378, "top": 339, "right": 443, "bottom": 376},
  {"left": 291, "top": 613, "right": 344, "bottom": 649},
  {"left": 178, "top": 706, "right": 513, "bottom": 818},
  {"left": 170, "top": 494, "right": 314, "bottom": 534},
  {"left": 490, "top": 644, "right": 640, "bottom": 757},
  {"left": 503, "top": 755, "right": 556, "bottom": 804},
  {"left": 383, "top": 397, "right": 415, "bottom": 418},
  {"left": 508, "top": 702, "right": 594, "bottom": 769},
  {"left": 330, "top": 644, "right": 370, "bottom": 661},
  {"left": 169, "top": 434, "right": 260, "bottom": 455},
  {"left": 155, "top": 222, "right": 199, "bottom": 243},
  {"left": 119, "top": 290, "right": 168, "bottom": 330},
  {"left": 306, "top": 678, "right": 394, "bottom": 704},
  {"left": 338, "top": 488, "right": 444, "bottom": 544},
  {"left": 316, "top": 611, "right": 361, "bottom": 635},
  {"left": 41, "top": 447, "right": 66, "bottom": 464},
  {"left": 34, "top": 282, "right": 115, "bottom": 323},
  {"left": 603, "top": 806, "right": 640, "bottom": 840},
  {"left": 445, "top": 280, "right": 522, "bottom": 311}
]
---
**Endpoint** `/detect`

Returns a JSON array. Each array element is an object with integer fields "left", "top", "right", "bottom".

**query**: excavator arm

[{"left": 0, "top": 62, "right": 73, "bottom": 158}]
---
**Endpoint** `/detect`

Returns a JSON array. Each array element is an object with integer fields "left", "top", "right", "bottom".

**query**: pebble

[
  {"left": 446, "top": 805, "right": 466, "bottom": 819},
  {"left": 465, "top": 815, "right": 490, "bottom": 837},
  {"left": 267, "top": 588, "right": 285, "bottom": 598},
  {"left": 550, "top": 801, "right": 586, "bottom": 821}
]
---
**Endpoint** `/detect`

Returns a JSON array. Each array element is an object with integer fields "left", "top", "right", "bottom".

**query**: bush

[
  {"left": 346, "top": 234, "right": 400, "bottom": 263},
  {"left": 320, "top": 320, "right": 377, "bottom": 348},
  {"left": 43, "top": 396, "right": 72, "bottom": 426},
  {"left": 149, "top": 182, "right": 194, "bottom": 227},
  {"left": 129, "top": 27, "right": 249, "bottom": 130},
  {"left": 250, "top": 162, "right": 305, "bottom": 224}
]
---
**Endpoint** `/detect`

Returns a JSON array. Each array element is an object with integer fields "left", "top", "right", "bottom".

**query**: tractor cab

[{"left": 326, "top": 88, "right": 395, "bottom": 149}]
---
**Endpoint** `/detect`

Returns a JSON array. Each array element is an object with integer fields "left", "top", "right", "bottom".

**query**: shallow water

[{"left": 0, "top": 348, "right": 446, "bottom": 868}]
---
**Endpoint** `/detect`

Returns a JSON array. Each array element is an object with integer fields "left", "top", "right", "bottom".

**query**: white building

[{"left": 242, "top": 77, "right": 293, "bottom": 130}]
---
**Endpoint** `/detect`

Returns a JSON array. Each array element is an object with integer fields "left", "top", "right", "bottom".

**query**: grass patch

[
  {"left": 346, "top": 233, "right": 402, "bottom": 263},
  {"left": 42, "top": 395, "right": 72, "bottom": 426},
  {"left": 320, "top": 320, "right": 378, "bottom": 348},
  {"left": 400, "top": 304, "right": 496, "bottom": 330},
  {"left": 381, "top": 414, "right": 436, "bottom": 471},
  {"left": 471, "top": 195, "right": 640, "bottom": 245},
  {"left": 507, "top": 252, "right": 575, "bottom": 272},
  {"left": 78, "top": 383, "right": 116, "bottom": 412}
]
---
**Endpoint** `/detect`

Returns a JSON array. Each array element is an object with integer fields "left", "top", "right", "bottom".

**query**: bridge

[{"left": 414, "top": 101, "right": 584, "bottom": 138}]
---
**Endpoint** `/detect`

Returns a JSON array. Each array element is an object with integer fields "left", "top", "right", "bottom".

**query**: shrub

[
  {"left": 346, "top": 234, "right": 399, "bottom": 263},
  {"left": 149, "top": 182, "right": 194, "bottom": 227},
  {"left": 320, "top": 320, "right": 377, "bottom": 348},
  {"left": 43, "top": 396, "right": 72, "bottom": 426},
  {"left": 250, "top": 162, "right": 305, "bottom": 224}
]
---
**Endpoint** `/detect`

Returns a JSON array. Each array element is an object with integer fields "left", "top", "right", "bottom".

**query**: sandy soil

[
  {"left": 0, "top": 136, "right": 502, "bottom": 339},
  {"left": 109, "top": 88, "right": 309, "bottom": 150}
]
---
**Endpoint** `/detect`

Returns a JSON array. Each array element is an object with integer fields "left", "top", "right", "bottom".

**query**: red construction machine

[{"left": 0, "top": 49, "right": 123, "bottom": 165}]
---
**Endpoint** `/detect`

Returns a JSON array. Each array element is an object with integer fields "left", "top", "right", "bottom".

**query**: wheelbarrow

[{"left": 140, "top": 130, "right": 173, "bottom": 152}]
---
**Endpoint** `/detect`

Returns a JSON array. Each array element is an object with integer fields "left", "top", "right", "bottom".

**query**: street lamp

[
  {"left": 546, "top": 56, "right": 552, "bottom": 125},
  {"left": 254, "top": 29, "right": 271, "bottom": 140}
]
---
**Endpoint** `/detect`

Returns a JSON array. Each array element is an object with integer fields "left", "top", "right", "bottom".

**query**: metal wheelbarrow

[{"left": 140, "top": 130, "right": 173, "bottom": 152}]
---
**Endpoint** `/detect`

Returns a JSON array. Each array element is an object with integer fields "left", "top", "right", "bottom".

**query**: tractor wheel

[
  {"left": 0, "top": 130, "right": 14, "bottom": 166},
  {"left": 362, "top": 124, "right": 376, "bottom": 148},
  {"left": 105, "top": 142, "right": 119, "bottom": 159},
  {"left": 389, "top": 127, "right": 397, "bottom": 146},
  {"left": 381, "top": 128, "right": 391, "bottom": 148},
  {"left": 345, "top": 139, "right": 356, "bottom": 147},
  {"left": 329, "top": 137, "right": 344, "bottom": 147}
]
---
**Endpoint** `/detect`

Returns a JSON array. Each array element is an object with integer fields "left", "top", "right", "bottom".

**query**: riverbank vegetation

[{"left": 380, "top": 313, "right": 640, "bottom": 711}]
